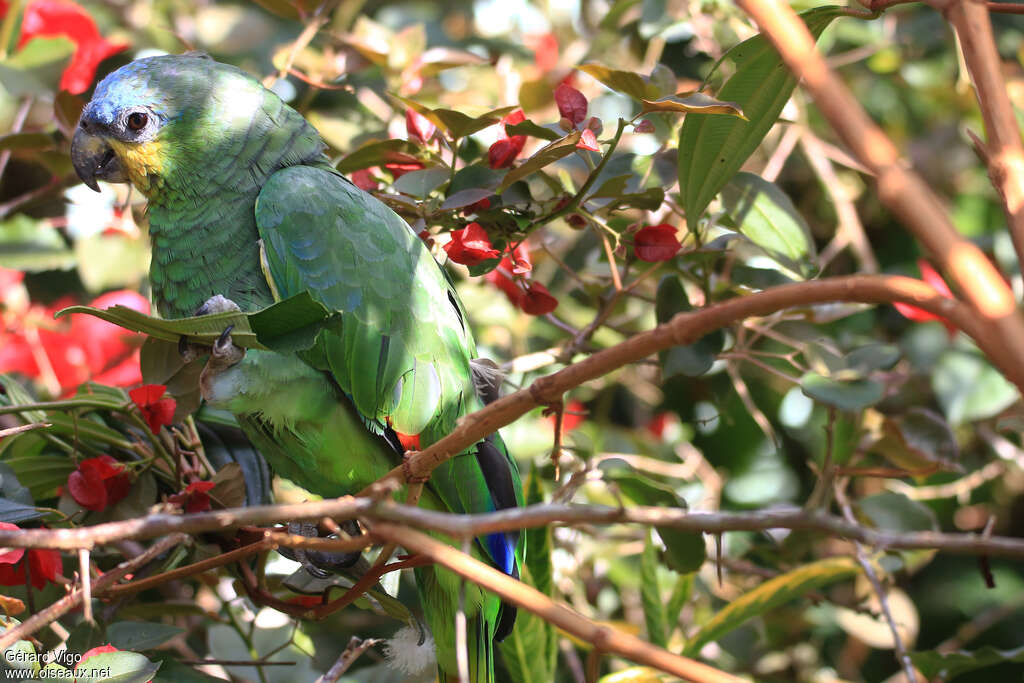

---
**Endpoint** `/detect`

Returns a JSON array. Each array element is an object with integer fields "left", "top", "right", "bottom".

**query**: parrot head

[{"left": 71, "top": 53, "right": 319, "bottom": 200}]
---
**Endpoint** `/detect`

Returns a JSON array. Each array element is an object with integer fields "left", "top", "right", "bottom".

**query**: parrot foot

[
  {"left": 278, "top": 520, "right": 364, "bottom": 578},
  {"left": 179, "top": 295, "right": 244, "bottom": 362},
  {"left": 401, "top": 451, "right": 430, "bottom": 484},
  {"left": 198, "top": 324, "right": 246, "bottom": 401}
]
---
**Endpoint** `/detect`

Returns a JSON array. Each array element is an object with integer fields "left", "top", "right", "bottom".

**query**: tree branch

[
  {"left": 4, "top": 502, "right": 1024, "bottom": 560},
  {"left": 734, "top": 0, "right": 1024, "bottom": 392},
  {"left": 369, "top": 521, "right": 744, "bottom": 683},
  {"left": 943, "top": 0, "right": 1024, "bottom": 269}
]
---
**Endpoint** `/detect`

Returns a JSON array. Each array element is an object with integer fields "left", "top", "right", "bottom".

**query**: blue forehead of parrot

[{"left": 83, "top": 55, "right": 231, "bottom": 127}]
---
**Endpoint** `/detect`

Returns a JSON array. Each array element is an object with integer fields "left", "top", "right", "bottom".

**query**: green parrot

[{"left": 71, "top": 53, "right": 523, "bottom": 682}]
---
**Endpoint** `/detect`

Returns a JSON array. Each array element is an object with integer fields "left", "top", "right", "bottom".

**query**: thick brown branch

[
  {"left": 369, "top": 521, "right": 743, "bottom": 683},
  {"left": 374, "top": 274, "right": 995, "bottom": 488},
  {"left": 734, "top": 0, "right": 1024, "bottom": 391},
  {"left": 945, "top": 0, "right": 1024, "bottom": 267}
]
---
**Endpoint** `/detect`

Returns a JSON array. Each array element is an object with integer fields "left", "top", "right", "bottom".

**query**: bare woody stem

[
  {"left": 369, "top": 521, "right": 744, "bottom": 683},
  {"left": 734, "top": 0, "right": 1024, "bottom": 387},
  {"left": 942, "top": 0, "right": 1024, "bottom": 268},
  {"left": 5, "top": 502, "right": 1024, "bottom": 559}
]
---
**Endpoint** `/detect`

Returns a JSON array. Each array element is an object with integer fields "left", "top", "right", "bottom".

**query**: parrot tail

[{"left": 437, "top": 611, "right": 495, "bottom": 683}]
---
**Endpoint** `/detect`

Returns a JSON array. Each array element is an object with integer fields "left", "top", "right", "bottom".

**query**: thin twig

[
  {"left": 316, "top": 636, "right": 383, "bottom": 683},
  {"left": 0, "top": 533, "right": 188, "bottom": 651},
  {"left": 836, "top": 484, "right": 920, "bottom": 682}
]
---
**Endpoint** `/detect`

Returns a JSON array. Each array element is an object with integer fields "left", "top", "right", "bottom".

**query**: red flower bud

[
  {"left": 634, "top": 224, "right": 682, "bottom": 262},
  {"left": 576, "top": 129, "right": 600, "bottom": 152}
]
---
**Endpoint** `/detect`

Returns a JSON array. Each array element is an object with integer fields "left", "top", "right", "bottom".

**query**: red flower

[
  {"left": 67, "top": 455, "right": 131, "bottom": 512},
  {"left": 129, "top": 384, "right": 176, "bottom": 435},
  {"left": 525, "top": 32, "right": 559, "bottom": 72},
  {"left": 555, "top": 84, "right": 587, "bottom": 126},
  {"left": 576, "top": 129, "right": 599, "bottom": 152},
  {"left": 520, "top": 281, "right": 559, "bottom": 315},
  {"left": 16, "top": 0, "right": 128, "bottom": 95},
  {"left": 894, "top": 259, "right": 957, "bottom": 335},
  {"left": 168, "top": 481, "right": 216, "bottom": 514},
  {"left": 0, "top": 289, "right": 147, "bottom": 395},
  {"left": 443, "top": 223, "right": 500, "bottom": 266},
  {"left": 0, "top": 522, "right": 62, "bottom": 589},
  {"left": 634, "top": 224, "right": 682, "bottom": 262},
  {"left": 350, "top": 168, "right": 379, "bottom": 191},
  {"left": 488, "top": 110, "right": 527, "bottom": 169},
  {"left": 405, "top": 108, "right": 436, "bottom": 144}
]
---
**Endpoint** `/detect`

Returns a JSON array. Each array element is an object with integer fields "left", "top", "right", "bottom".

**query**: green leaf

[
  {"left": 578, "top": 63, "right": 661, "bottom": 100},
  {"left": 720, "top": 172, "right": 817, "bottom": 276},
  {"left": 842, "top": 343, "right": 901, "bottom": 379},
  {"left": 678, "top": 6, "right": 848, "bottom": 227},
  {"left": 684, "top": 556, "right": 858, "bottom": 655},
  {"left": 600, "top": 458, "right": 678, "bottom": 508},
  {"left": 56, "top": 305, "right": 262, "bottom": 349},
  {"left": 911, "top": 644, "right": 1024, "bottom": 679},
  {"left": 0, "top": 215, "right": 76, "bottom": 272},
  {"left": 67, "top": 620, "right": 108, "bottom": 659},
  {"left": 74, "top": 651, "right": 161, "bottom": 683},
  {"left": 655, "top": 275, "right": 724, "bottom": 378},
  {"left": 665, "top": 572, "right": 694, "bottom": 631},
  {"left": 0, "top": 37, "right": 74, "bottom": 97},
  {"left": 107, "top": 622, "right": 185, "bottom": 651},
  {"left": 393, "top": 167, "right": 449, "bottom": 198},
  {"left": 4, "top": 455, "right": 74, "bottom": 500},
  {"left": 497, "top": 130, "right": 582, "bottom": 193},
  {"left": 800, "top": 372, "right": 884, "bottom": 412},
  {"left": 870, "top": 408, "right": 961, "bottom": 473},
  {"left": 657, "top": 527, "right": 706, "bottom": 574},
  {"left": 933, "top": 349, "right": 1019, "bottom": 425},
  {"left": 506, "top": 119, "right": 562, "bottom": 141},
  {"left": 603, "top": 187, "right": 665, "bottom": 212},
  {"left": 335, "top": 139, "right": 423, "bottom": 174},
  {"left": 858, "top": 491, "right": 937, "bottom": 533},
  {"left": 641, "top": 531, "right": 669, "bottom": 648},
  {"left": 57, "top": 292, "right": 331, "bottom": 354},
  {"left": 0, "top": 132, "right": 55, "bottom": 151},
  {"left": 599, "top": 0, "right": 642, "bottom": 29},
  {"left": 441, "top": 188, "right": 492, "bottom": 210},
  {"left": 640, "top": 92, "right": 745, "bottom": 118},
  {"left": 393, "top": 95, "right": 517, "bottom": 138}
]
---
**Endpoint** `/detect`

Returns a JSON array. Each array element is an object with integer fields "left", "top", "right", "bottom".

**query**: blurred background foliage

[{"left": 1, "top": 0, "right": 1024, "bottom": 681}]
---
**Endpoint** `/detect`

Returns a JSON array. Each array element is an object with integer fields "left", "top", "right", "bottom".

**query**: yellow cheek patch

[{"left": 109, "top": 139, "right": 164, "bottom": 195}]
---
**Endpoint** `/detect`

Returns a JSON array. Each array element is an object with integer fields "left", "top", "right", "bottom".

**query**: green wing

[{"left": 254, "top": 164, "right": 523, "bottom": 531}]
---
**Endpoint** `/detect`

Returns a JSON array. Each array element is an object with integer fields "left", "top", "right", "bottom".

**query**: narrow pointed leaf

[
  {"left": 678, "top": 6, "right": 849, "bottom": 227},
  {"left": 641, "top": 531, "right": 669, "bottom": 648},
  {"left": 683, "top": 557, "right": 858, "bottom": 655},
  {"left": 641, "top": 92, "right": 745, "bottom": 118},
  {"left": 497, "top": 131, "right": 582, "bottom": 192}
]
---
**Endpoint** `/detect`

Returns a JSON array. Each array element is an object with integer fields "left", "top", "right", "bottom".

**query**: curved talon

[
  {"left": 178, "top": 335, "right": 204, "bottom": 363},
  {"left": 214, "top": 324, "right": 236, "bottom": 355}
]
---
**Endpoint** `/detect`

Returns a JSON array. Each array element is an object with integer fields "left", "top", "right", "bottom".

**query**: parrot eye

[{"left": 126, "top": 112, "right": 148, "bottom": 131}]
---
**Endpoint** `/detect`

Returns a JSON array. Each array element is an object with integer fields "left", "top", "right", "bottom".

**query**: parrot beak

[{"left": 71, "top": 124, "right": 126, "bottom": 192}]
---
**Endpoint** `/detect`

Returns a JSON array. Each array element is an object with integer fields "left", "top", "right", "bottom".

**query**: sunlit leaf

[
  {"left": 497, "top": 131, "right": 582, "bottom": 192},
  {"left": 720, "top": 172, "right": 817, "bottom": 276},
  {"left": 578, "top": 63, "right": 661, "bottom": 100},
  {"left": 684, "top": 557, "right": 858, "bottom": 655},
  {"left": 640, "top": 92, "right": 745, "bottom": 118},
  {"left": 678, "top": 6, "right": 848, "bottom": 227}
]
